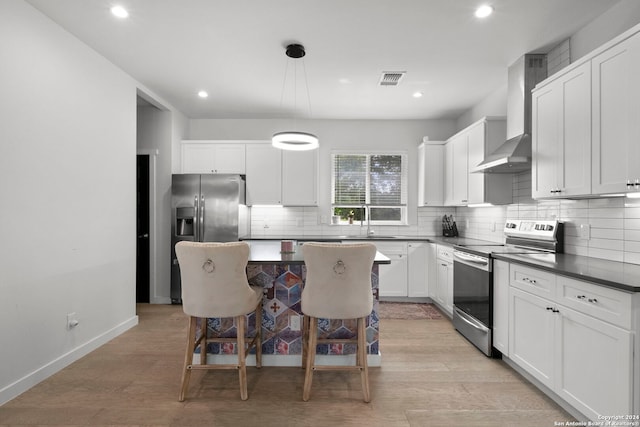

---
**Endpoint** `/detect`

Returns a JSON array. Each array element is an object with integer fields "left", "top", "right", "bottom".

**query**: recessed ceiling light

[
  {"left": 475, "top": 5, "right": 493, "bottom": 18},
  {"left": 413, "top": 91, "right": 423, "bottom": 98},
  {"left": 110, "top": 5, "right": 129, "bottom": 18},
  {"left": 338, "top": 78, "right": 351, "bottom": 84},
  {"left": 197, "top": 91, "right": 209, "bottom": 98}
]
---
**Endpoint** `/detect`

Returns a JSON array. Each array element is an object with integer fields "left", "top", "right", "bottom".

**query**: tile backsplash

[{"left": 250, "top": 170, "right": 640, "bottom": 265}]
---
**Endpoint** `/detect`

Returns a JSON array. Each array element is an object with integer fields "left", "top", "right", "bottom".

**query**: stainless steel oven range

[{"left": 452, "top": 219, "right": 564, "bottom": 357}]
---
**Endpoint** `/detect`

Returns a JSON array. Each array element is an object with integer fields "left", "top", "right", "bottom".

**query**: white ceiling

[{"left": 26, "top": 0, "right": 619, "bottom": 120}]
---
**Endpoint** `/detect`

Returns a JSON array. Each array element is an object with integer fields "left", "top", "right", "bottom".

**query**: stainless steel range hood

[{"left": 473, "top": 54, "right": 547, "bottom": 173}]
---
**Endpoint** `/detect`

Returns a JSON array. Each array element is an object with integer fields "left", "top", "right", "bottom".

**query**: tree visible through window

[{"left": 331, "top": 152, "right": 407, "bottom": 224}]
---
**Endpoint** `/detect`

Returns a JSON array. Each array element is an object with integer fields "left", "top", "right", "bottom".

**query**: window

[{"left": 331, "top": 152, "right": 407, "bottom": 225}]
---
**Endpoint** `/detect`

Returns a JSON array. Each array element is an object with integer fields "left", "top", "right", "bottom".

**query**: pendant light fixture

[{"left": 272, "top": 43, "right": 319, "bottom": 151}]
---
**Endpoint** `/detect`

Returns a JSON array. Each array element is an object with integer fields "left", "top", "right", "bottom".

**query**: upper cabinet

[
  {"left": 466, "top": 118, "right": 512, "bottom": 205},
  {"left": 444, "top": 117, "right": 511, "bottom": 206},
  {"left": 181, "top": 141, "right": 246, "bottom": 174},
  {"left": 532, "top": 62, "right": 591, "bottom": 199},
  {"left": 532, "top": 24, "right": 640, "bottom": 199},
  {"left": 282, "top": 149, "right": 318, "bottom": 206},
  {"left": 245, "top": 143, "right": 319, "bottom": 206},
  {"left": 417, "top": 141, "right": 445, "bottom": 206},
  {"left": 245, "top": 143, "right": 283, "bottom": 205},
  {"left": 592, "top": 34, "right": 640, "bottom": 195}
]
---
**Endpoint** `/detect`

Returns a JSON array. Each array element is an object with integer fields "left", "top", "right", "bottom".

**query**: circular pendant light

[{"left": 272, "top": 44, "right": 319, "bottom": 151}]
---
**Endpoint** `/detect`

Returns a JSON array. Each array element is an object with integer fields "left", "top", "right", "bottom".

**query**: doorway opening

[{"left": 136, "top": 154, "right": 150, "bottom": 303}]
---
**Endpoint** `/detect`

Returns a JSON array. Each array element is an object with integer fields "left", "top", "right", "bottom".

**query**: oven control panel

[{"left": 504, "top": 219, "right": 559, "bottom": 241}]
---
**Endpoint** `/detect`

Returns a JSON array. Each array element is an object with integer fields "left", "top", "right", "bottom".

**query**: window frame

[{"left": 331, "top": 151, "right": 408, "bottom": 226}]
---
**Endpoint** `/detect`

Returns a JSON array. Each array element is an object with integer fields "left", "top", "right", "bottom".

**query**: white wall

[{"left": 0, "top": 0, "right": 184, "bottom": 404}]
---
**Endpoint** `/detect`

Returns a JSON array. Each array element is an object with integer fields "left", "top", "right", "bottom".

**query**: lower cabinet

[
  {"left": 434, "top": 245, "right": 453, "bottom": 316},
  {"left": 506, "top": 263, "right": 635, "bottom": 420},
  {"left": 407, "top": 242, "right": 430, "bottom": 298},
  {"left": 492, "top": 259, "right": 510, "bottom": 355}
]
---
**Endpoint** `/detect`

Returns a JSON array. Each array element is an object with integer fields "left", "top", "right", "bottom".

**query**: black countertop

[
  {"left": 243, "top": 235, "right": 499, "bottom": 246},
  {"left": 493, "top": 252, "right": 640, "bottom": 293},
  {"left": 247, "top": 241, "right": 391, "bottom": 265}
]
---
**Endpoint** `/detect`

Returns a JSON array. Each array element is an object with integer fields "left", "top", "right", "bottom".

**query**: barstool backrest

[
  {"left": 301, "top": 243, "right": 376, "bottom": 319},
  {"left": 175, "top": 241, "right": 255, "bottom": 318}
]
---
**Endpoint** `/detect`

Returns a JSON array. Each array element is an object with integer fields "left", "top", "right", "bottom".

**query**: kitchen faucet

[{"left": 362, "top": 205, "right": 374, "bottom": 236}]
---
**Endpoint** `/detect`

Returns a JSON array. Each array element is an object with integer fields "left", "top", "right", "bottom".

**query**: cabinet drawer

[
  {"left": 510, "top": 264, "right": 556, "bottom": 299},
  {"left": 557, "top": 276, "right": 633, "bottom": 329},
  {"left": 437, "top": 245, "right": 453, "bottom": 262}
]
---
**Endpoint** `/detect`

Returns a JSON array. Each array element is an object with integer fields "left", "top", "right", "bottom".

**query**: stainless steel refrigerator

[{"left": 170, "top": 174, "right": 249, "bottom": 303}]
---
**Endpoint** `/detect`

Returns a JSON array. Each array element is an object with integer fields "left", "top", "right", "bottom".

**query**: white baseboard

[
  {"left": 0, "top": 315, "right": 139, "bottom": 406},
  {"left": 195, "top": 352, "right": 382, "bottom": 367}
]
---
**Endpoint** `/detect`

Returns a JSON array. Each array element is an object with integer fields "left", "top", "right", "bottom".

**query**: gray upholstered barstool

[
  {"left": 301, "top": 242, "right": 376, "bottom": 402},
  {"left": 174, "top": 241, "right": 263, "bottom": 401}
]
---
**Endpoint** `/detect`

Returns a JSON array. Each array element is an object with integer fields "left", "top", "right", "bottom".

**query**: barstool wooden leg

[
  {"left": 302, "top": 316, "right": 317, "bottom": 401},
  {"left": 255, "top": 300, "right": 263, "bottom": 368},
  {"left": 179, "top": 316, "right": 197, "bottom": 402},
  {"left": 236, "top": 315, "right": 248, "bottom": 400},
  {"left": 358, "top": 317, "right": 370, "bottom": 402},
  {"left": 201, "top": 317, "right": 208, "bottom": 365},
  {"left": 301, "top": 314, "right": 310, "bottom": 368}
]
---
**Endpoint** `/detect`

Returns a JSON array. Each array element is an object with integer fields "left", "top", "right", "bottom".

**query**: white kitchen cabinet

[
  {"left": 557, "top": 304, "right": 633, "bottom": 419},
  {"left": 450, "top": 134, "right": 468, "bottom": 206},
  {"left": 407, "top": 242, "right": 429, "bottom": 297},
  {"left": 532, "top": 61, "right": 591, "bottom": 199},
  {"left": 374, "top": 241, "right": 408, "bottom": 299},
  {"left": 281, "top": 149, "right": 318, "bottom": 206},
  {"left": 434, "top": 245, "right": 453, "bottom": 316},
  {"left": 591, "top": 32, "right": 640, "bottom": 195},
  {"left": 466, "top": 118, "right": 512, "bottom": 205},
  {"left": 509, "top": 287, "right": 556, "bottom": 389},
  {"left": 417, "top": 142, "right": 445, "bottom": 206},
  {"left": 507, "top": 265, "right": 636, "bottom": 420},
  {"left": 181, "top": 141, "right": 246, "bottom": 174},
  {"left": 245, "top": 143, "right": 282, "bottom": 205},
  {"left": 444, "top": 141, "right": 455, "bottom": 205},
  {"left": 492, "top": 259, "right": 509, "bottom": 355}
]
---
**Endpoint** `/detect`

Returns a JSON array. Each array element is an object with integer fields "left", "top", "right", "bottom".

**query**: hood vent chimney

[{"left": 473, "top": 54, "right": 547, "bottom": 173}]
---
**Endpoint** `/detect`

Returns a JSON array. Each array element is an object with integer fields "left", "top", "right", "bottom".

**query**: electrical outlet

[
  {"left": 67, "top": 312, "right": 79, "bottom": 330},
  {"left": 580, "top": 223, "right": 591, "bottom": 240},
  {"left": 290, "top": 315, "right": 301, "bottom": 331}
]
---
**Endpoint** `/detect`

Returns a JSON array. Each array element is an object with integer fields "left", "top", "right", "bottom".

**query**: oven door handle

[
  {"left": 454, "top": 307, "right": 489, "bottom": 332},
  {"left": 453, "top": 251, "right": 489, "bottom": 267}
]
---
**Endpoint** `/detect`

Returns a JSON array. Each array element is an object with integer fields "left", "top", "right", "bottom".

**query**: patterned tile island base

[{"left": 197, "top": 263, "right": 380, "bottom": 366}]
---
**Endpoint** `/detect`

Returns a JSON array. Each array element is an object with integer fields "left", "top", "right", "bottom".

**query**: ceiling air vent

[{"left": 379, "top": 71, "right": 406, "bottom": 86}]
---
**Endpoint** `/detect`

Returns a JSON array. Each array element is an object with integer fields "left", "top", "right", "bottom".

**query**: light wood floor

[{"left": 0, "top": 304, "right": 574, "bottom": 426}]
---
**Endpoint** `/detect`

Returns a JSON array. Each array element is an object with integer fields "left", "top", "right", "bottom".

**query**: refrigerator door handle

[
  {"left": 200, "top": 195, "right": 205, "bottom": 241},
  {"left": 194, "top": 195, "right": 199, "bottom": 242}
]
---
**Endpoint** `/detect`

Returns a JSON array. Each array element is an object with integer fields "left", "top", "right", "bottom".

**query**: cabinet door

[
  {"left": 181, "top": 144, "right": 217, "bottom": 173},
  {"left": 532, "top": 83, "right": 561, "bottom": 198},
  {"left": 418, "top": 143, "right": 445, "bottom": 206},
  {"left": 407, "top": 243, "right": 429, "bottom": 297},
  {"left": 435, "top": 261, "right": 448, "bottom": 308},
  {"left": 467, "top": 122, "right": 485, "bottom": 205},
  {"left": 213, "top": 144, "right": 246, "bottom": 174},
  {"left": 444, "top": 141, "right": 455, "bottom": 205},
  {"left": 451, "top": 135, "right": 468, "bottom": 205},
  {"left": 492, "top": 260, "right": 509, "bottom": 355},
  {"left": 592, "top": 34, "right": 640, "bottom": 194},
  {"left": 374, "top": 242, "right": 408, "bottom": 298},
  {"left": 245, "top": 144, "right": 282, "bottom": 205},
  {"left": 181, "top": 142, "right": 246, "bottom": 174},
  {"left": 426, "top": 243, "right": 438, "bottom": 299},
  {"left": 559, "top": 62, "right": 591, "bottom": 197},
  {"left": 509, "top": 287, "right": 556, "bottom": 389},
  {"left": 281, "top": 149, "right": 318, "bottom": 206},
  {"left": 378, "top": 254, "right": 408, "bottom": 298},
  {"left": 556, "top": 305, "right": 633, "bottom": 420}
]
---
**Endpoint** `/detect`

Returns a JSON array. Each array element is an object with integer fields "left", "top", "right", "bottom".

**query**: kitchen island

[{"left": 199, "top": 241, "right": 390, "bottom": 367}]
